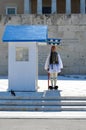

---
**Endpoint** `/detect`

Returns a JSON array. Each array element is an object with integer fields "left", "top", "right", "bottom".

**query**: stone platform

[{"left": 0, "top": 75, "right": 86, "bottom": 118}]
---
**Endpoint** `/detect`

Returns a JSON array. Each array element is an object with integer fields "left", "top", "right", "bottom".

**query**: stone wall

[{"left": 0, "top": 14, "right": 86, "bottom": 75}]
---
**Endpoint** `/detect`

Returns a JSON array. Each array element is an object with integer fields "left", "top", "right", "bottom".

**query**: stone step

[
  {"left": 0, "top": 95, "right": 86, "bottom": 100},
  {"left": 0, "top": 106, "right": 86, "bottom": 111},
  {"left": 0, "top": 92, "right": 86, "bottom": 111},
  {"left": 0, "top": 92, "right": 86, "bottom": 100},
  {"left": 0, "top": 96, "right": 86, "bottom": 100},
  {"left": 1, "top": 91, "right": 86, "bottom": 99},
  {"left": 0, "top": 100, "right": 86, "bottom": 106}
]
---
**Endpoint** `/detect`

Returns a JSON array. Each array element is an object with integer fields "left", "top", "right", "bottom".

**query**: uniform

[{"left": 44, "top": 50, "right": 63, "bottom": 89}]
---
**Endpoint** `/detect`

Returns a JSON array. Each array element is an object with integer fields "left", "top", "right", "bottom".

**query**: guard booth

[{"left": 2, "top": 25, "right": 48, "bottom": 91}]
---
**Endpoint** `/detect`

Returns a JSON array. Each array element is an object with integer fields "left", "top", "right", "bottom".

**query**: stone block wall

[
  {"left": 0, "top": 14, "right": 86, "bottom": 75},
  {"left": 0, "top": 44, "right": 8, "bottom": 75}
]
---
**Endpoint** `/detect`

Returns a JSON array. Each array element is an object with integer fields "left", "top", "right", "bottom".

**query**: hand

[{"left": 47, "top": 68, "right": 49, "bottom": 71}]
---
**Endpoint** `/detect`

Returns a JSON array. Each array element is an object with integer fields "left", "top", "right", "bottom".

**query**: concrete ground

[
  {"left": 0, "top": 118, "right": 86, "bottom": 130},
  {"left": 38, "top": 75, "right": 86, "bottom": 97},
  {"left": 0, "top": 75, "right": 86, "bottom": 119},
  {"left": 0, "top": 75, "right": 86, "bottom": 97}
]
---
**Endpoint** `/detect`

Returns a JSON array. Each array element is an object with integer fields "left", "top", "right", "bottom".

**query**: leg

[
  {"left": 53, "top": 72, "right": 58, "bottom": 90},
  {"left": 50, "top": 73, "right": 54, "bottom": 87},
  {"left": 53, "top": 72, "right": 58, "bottom": 87}
]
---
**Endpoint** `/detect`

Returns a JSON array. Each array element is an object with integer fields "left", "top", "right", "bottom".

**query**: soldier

[{"left": 45, "top": 45, "right": 63, "bottom": 90}]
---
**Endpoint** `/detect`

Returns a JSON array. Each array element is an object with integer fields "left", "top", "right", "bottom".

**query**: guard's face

[{"left": 51, "top": 46, "right": 56, "bottom": 52}]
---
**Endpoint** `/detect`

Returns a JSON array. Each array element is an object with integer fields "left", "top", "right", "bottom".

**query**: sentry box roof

[{"left": 2, "top": 25, "right": 48, "bottom": 42}]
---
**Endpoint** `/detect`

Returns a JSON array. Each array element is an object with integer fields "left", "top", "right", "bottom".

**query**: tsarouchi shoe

[
  {"left": 54, "top": 86, "right": 58, "bottom": 90},
  {"left": 49, "top": 86, "right": 53, "bottom": 90}
]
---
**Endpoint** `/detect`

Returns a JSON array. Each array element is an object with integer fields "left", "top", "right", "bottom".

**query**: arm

[
  {"left": 44, "top": 54, "right": 50, "bottom": 71},
  {"left": 58, "top": 53, "right": 63, "bottom": 69}
]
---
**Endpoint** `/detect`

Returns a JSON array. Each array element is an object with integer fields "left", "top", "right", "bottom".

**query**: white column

[
  {"left": 80, "top": 0, "right": 85, "bottom": 14},
  {"left": 51, "top": 0, "right": 57, "bottom": 13},
  {"left": 24, "top": 0, "right": 30, "bottom": 14},
  {"left": 66, "top": 0, "right": 71, "bottom": 14},
  {"left": 37, "top": 0, "right": 42, "bottom": 14}
]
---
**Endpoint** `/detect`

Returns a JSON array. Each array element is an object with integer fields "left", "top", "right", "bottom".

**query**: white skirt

[
  {"left": 49, "top": 64, "right": 62, "bottom": 73},
  {"left": 44, "top": 53, "right": 63, "bottom": 74}
]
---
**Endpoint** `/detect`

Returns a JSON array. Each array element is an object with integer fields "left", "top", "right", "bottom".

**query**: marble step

[
  {"left": 0, "top": 96, "right": 86, "bottom": 100},
  {"left": 0, "top": 100, "right": 86, "bottom": 106},
  {"left": 0, "top": 91, "right": 86, "bottom": 100},
  {"left": 0, "top": 106, "right": 86, "bottom": 111}
]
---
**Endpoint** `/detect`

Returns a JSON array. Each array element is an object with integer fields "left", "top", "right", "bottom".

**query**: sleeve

[
  {"left": 44, "top": 54, "right": 50, "bottom": 70},
  {"left": 58, "top": 53, "right": 63, "bottom": 69}
]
